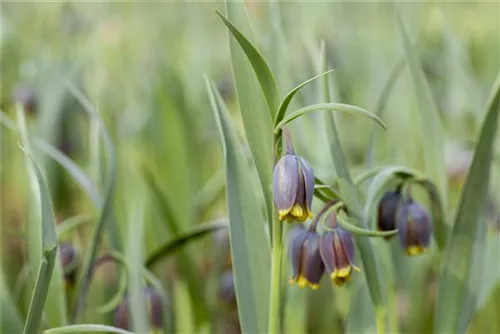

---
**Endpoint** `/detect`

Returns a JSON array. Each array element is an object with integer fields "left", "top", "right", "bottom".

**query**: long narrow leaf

[
  {"left": 274, "top": 69, "right": 335, "bottom": 128},
  {"left": 145, "top": 220, "right": 228, "bottom": 268},
  {"left": 43, "top": 324, "right": 134, "bottom": 334},
  {"left": 216, "top": 11, "right": 280, "bottom": 117},
  {"left": 206, "top": 76, "right": 271, "bottom": 334},
  {"left": 67, "top": 84, "right": 120, "bottom": 322},
  {"left": 274, "top": 102, "right": 387, "bottom": 133},
  {"left": 397, "top": 9, "right": 448, "bottom": 216},
  {"left": 22, "top": 153, "right": 64, "bottom": 333},
  {"left": 224, "top": 0, "right": 274, "bottom": 236},
  {"left": 434, "top": 71, "right": 500, "bottom": 333}
]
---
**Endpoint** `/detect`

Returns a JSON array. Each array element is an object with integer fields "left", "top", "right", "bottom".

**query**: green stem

[{"left": 268, "top": 212, "right": 283, "bottom": 334}]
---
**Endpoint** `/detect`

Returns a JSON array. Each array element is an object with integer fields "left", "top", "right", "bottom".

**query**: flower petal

[
  {"left": 288, "top": 228, "right": 308, "bottom": 279},
  {"left": 319, "top": 233, "right": 336, "bottom": 274},
  {"left": 273, "top": 154, "right": 299, "bottom": 214},
  {"left": 304, "top": 232, "right": 324, "bottom": 285},
  {"left": 297, "top": 156, "right": 315, "bottom": 214}
]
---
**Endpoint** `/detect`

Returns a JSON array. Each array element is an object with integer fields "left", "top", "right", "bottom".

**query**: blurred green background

[{"left": 1, "top": 1, "right": 499, "bottom": 333}]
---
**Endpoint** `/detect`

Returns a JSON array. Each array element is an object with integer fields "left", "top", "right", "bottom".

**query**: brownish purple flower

[
  {"left": 114, "top": 287, "right": 163, "bottom": 331},
  {"left": 377, "top": 190, "right": 402, "bottom": 238},
  {"left": 273, "top": 153, "right": 314, "bottom": 222},
  {"left": 288, "top": 227, "right": 324, "bottom": 289},
  {"left": 319, "top": 214, "right": 359, "bottom": 286},
  {"left": 396, "top": 200, "right": 432, "bottom": 255}
]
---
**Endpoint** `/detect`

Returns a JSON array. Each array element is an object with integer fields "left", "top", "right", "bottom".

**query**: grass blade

[
  {"left": 434, "top": 71, "right": 500, "bottom": 333},
  {"left": 43, "top": 324, "right": 134, "bottom": 334},
  {"left": 145, "top": 220, "right": 228, "bottom": 268},
  {"left": 206, "top": 76, "right": 271, "bottom": 334},
  {"left": 397, "top": 8, "right": 448, "bottom": 215},
  {"left": 143, "top": 167, "right": 211, "bottom": 325},
  {"left": 274, "top": 69, "right": 335, "bottom": 128},
  {"left": 21, "top": 152, "right": 64, "bottom": 333},
  {"left": 319, "top": 42, "right": 386, "bottom": 331},
  {"left": 216, "top": 10, "right": 280, "bottom": 118},
  {"left": 0, "top": 112, "right": 100, "bottom": 205},
  {"left": 274, "top": 102, "right": 387, "bottom": 133},
  {"left": 66, "top": 84, "right": 121, "bottom": 322},
  {"left": 126, "top": 201, "right": 148, "bottom": 333},
  {"left": 1, "top": 270, "right": 23, "bottom": 333},
  {"left": 224, "top": 0, "right": 274, "bottom": 235}
]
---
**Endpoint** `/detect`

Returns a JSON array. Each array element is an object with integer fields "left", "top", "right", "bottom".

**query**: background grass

[{"left": 1, "top": 2, "right": 499, "bottom": 333}]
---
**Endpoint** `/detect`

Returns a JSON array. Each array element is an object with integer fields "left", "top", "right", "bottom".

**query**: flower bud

[
  {"left": 59, "top": 242, "right": 79, "bottom": 288},
  {"left": 288, "top": 227, "right": 324, "bottom": 289},
  {"left": 12, "top": 85, "right": 37, "bottom": 115},
  {"left": 114, "top": 287, "right": 163, "bottom": 331},
  {"left": 319, "top": 215, "right": 359, "bottom": 286},
  {"left": 273, "top": 154, "right": 314, "bottom": 222},
  {"left": 377, "top": 191, "right": 402, "bottom": 239},
  {"left": 396, "top": 200, "right": 432, "bottom": 255}
]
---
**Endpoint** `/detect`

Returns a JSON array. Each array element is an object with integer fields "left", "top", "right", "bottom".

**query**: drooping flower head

[
  {"left": 114, "top": 287, "right": 163, "bottom": 331},
  {"left": 396, "top": 200, "right": 432, "bottom": 255},
  {"left": 273, "top": 151, "right": 314, "bottom": 222},
  {"left": 59, "top": 242, "right": 79, "bottom": 288},
  {"left": 319, "top": 213, "right": 359, "bottom": 286},
  {"left": 288, "top": 226, "right": 324, "bottom": 289},
  {"left": 377, "top": 190, "right": 402, "bottom": 239}
]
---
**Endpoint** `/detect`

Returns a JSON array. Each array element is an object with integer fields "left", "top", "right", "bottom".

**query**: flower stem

[{"left": 268, "top": 212, "right": 283, "bottom": 334}]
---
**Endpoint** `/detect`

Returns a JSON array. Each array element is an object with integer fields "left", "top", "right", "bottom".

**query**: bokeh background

[{"left": 1, "top": 1, "right": 499, "bottom": 333}]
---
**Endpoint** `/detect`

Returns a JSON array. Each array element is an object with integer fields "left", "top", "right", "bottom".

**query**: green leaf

[
  {"left": 216, "top": 10, "right": 280, "bottom": 118},
  {"left": 143, "top": 167, "right": 211, "bottom": 325},
  {"left": 66, "top": 84, "right": 121, "bottom": 322},
  {"left": 0, "top": 112, "right": 100, "bottom": 206},
  {"left": 397, "top": 9, "right": 448, "bottom": 211},
  {"left": 126, "top": 201, "right": 148, "bottom": 333},
  {"left": 21, "top": 152, "right": 65, "bottom": 333},
  {"left": 319, "top": 42, "right": 385, "bottom": 331},
  {"left": 145, "top": 219, "right": 229, "bottom": 268},
  {"left": 274, "top": 102, "right": 387, "bottom": 134},
  {"left": 366, "top": 53, "right": 408, "bottom": 167},
  {"left": 43, "top": 324, "right": 134, "bottom": 334},
  {"left": 434, "top": 71, "right": 500, "bottom": 333},
  {"left": 1, "top": 267, "right": 23, "bottom": 333},
  {"left": 16, "top": 104, "right": 67, "bottom": 331},
  {"left": 274, "top": 69, "right": 335, "bottom": 128},
  {"left": 206, "top": 76, "right": 271, "bottom": 334},
  {"left": 57, "top": 215, "right": 92, "bottom": 239},
  {"left": 224, "top": 0, "right": 274, "bottom": 236}
]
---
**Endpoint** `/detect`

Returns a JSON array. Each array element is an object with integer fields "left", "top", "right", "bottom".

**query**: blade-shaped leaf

[
  {"left": 66, "top": 84, "right": 121, "bottom": 322},
  {"left": 434, "top": 71, "right": 500, "bottom": 333},
  {"left": 274, "top": 103, "right": 387, "bottom": 133},
  {"left": 216, "top": 10, "right": 280, "bottom": 117},
  {"left": 206, "top": 76, "right": 271, "bottom": 334},
  {"left": 397, "top": 9, "right": 448, "bottom": 213},
  {"left": 319, "top": 42, "right": 386, "bottom": 330},
  {"left": 22, "top": 152, "right": 65, "bottom": 333},
  {"left": 274, "top": 69, "right": 335, "bottom": 128},
  {"left": 145, "top": 220, "right": 228, "bottom": 268},
  {"left": 224, "top": 0, "right": 274, "bottom": 235},
  {"left": 43, "top": 324, "right": 134, "bottom": 334},
  {"left": 0, "top": 270, "right": 23, "bottom": 333}
]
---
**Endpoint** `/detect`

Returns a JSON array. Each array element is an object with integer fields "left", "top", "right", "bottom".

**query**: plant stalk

[{"left": 268, "top": 212, "right": 283, "bottom": 334}]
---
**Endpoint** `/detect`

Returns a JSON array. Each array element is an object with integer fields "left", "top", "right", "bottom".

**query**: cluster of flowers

[{"left": 272, "top": 141, "right": 432, "bottom": 290}]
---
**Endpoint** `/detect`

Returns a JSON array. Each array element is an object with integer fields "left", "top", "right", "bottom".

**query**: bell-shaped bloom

[
  {"left": 396, "top": 201, "right": 432, "bottom": 255},
  {"left": 319, "top": 221, "right": 359, "bottom": 286},
  {"left": 288, "top": 227, "right": 324, "bottom": 289},
  {"left": 59, "top": 242, "right": 79, "bottom": 288},
  {"left": 273, "top": 154, "right": 314, "bottom": 222},
  {"left": 377, "top": 191, "right": 402, "bottom": 239},
  {"left": 114, "top": 287, "right": 163, "bottom": 331}
]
